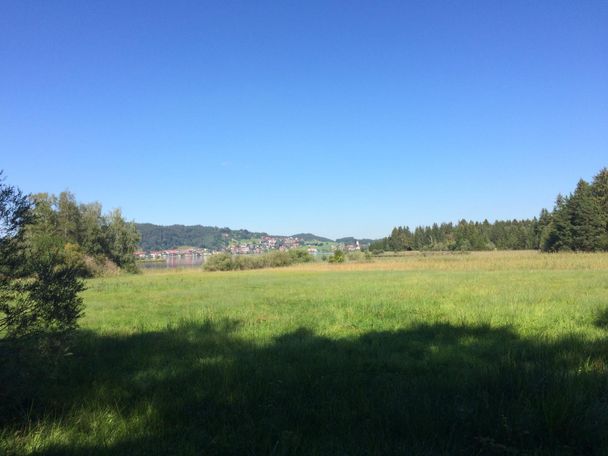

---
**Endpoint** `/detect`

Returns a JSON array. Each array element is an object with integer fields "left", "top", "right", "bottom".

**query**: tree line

[
  {"left": 27, "top": 192, "right": 141, "bottom": 274},
  {"left": 370, "top": 167, "right": 608, "bottom": 252}
]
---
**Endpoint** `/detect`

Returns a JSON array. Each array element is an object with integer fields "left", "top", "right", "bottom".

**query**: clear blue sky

[{"left": 1, "top": 1, "right": 606, "bottom": 239}]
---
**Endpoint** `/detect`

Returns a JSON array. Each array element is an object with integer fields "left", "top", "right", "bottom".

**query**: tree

[
  {"left": 541, "top": 178, "right": 608, "bottom": 252},
  {"left": 79, "top": 202, "right": 106, "bottom": 257},
  {"left": 541, "top": 194, "right": 572, "bottom": 252},
  {"left": 56, "top": 191, "right": 82, "bottom": 244},
  {"left": 105, "top": 209, "right": 141, "bottom": 272},
  {"left": 569, "top": 179, "right": 607, "bottom": 251},
  {"left": 25, "top": 193, "right": 141, "bottom": 276},
  {"left": 591, "top": 167, "right": 608, "bottom": 214},
  {"left": 0, "top": 172, "right": 32, "bottom": 274},
  {"left": 591, "top": 168, "right": 608, "bottom": 247},
  {"left": 0, "top": 174, "right": 84, "bottom": 341}
]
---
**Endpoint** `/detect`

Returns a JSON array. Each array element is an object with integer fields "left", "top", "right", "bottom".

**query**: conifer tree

[{"left": 568, "top": 179, "right": 607, "bottom": 251}]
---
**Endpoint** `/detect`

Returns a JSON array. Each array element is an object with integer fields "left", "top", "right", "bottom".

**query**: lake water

[{"left": 139, "top": 255, "right": 206, "bottom": 269}]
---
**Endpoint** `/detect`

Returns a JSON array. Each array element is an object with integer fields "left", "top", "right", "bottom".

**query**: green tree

[
  {"left": 591, "top": 167, "right": 608, "bottom": 214},
  {"left": 591, "top": 168, "right": 608, "bottom": 247},
  {"left": 541, "top": 194, "right": 572, "bottom": 252},
  {"left": 105, "top": 209, "right": 141, "bottom": 272},
  {"left": 569, "top": 179, "right": 607, "bottom": 251},
  {"left": 28, "top": 193, "right": 59, "bottom": 237},
  {"left": 26, "top": 193, "right": 141, "bottom": 275},
  {"left": 56, "top": 191, "right": 82, "bottom": 244},
  {"left": 0, "top": 174, "right": 84, "bottom": 340},
  {"left": 541, "top": 178, "right": 608, "bottom": 252},
  {"left": 79, "top": 202, "right": 106, "bottom": 257}
]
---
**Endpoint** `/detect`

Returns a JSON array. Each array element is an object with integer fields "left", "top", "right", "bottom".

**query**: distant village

[{"left": 134, "top": 236, "right": 362, "bottom": 260}]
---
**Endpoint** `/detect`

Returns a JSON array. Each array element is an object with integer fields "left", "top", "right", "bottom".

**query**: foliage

[
  {"left": 0, "top": 175, "right": 85, "bottom": 341},
  {"left": 203, "top": 249, "right": 313, "bottom": 271},
  {"left": 2, "top": 234, "right": 85, "bottom": 339},
  {"left": 370, "top": 219, "right": 538, "bottom": 252},
  {"left": 328, "top": 249, "right": 345, "bottom": 263},
  {"left": 372, "top": 167, "right": 608, "bottom": 253},
  {"left": 104, "top": 209, "right": 141, "bottom": 272},
  {"left": 27, "top": 192, "right": 140, "bottom": 275},
  {"left": 541, "top": 169, "right": 608, "bottom": 252},
  {"left": 136, "top": 223, "right": 270, "bottom": 251},
  {"left": 136, "top": 225, "right": 349, "bottom": 251},
  {"left": 0, "top": 176, "right": 85, "bottom": 423},
  {"left": 0, "top": 173, "right": 32, "bottom": 243},
  {"left": 346, "top": 250, "right": 373, "bottom": 262}
]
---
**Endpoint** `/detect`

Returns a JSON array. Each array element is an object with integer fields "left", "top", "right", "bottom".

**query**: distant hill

[
  {"left": 136, "top": 223, "right": 269, "bottom": 251},
  {"left": 291, "top": 233, "right": 333, "bottom": 243},
  {"left": 336, "top": 237, "right": 375, "bottom": 246},
  {"left": 136, "top": 224, "right": 336, "bottom": 251}
]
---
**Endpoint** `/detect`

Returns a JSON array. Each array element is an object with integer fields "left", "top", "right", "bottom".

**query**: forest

[
  {"left": 370, "top": 167, "right": 608, "bottom": 253},
  {"left": 135, "top": 223, "right": 268, "bottom": 251}
]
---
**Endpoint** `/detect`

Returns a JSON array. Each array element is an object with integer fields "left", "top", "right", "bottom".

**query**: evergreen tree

[
  {"left": 541, "top": 194, "right": 572, "bottom": 252},
  {"left": 591, "top": 168, "right": 608, "bottom": 247},
  {"left": 371, "top": 167, "right": 608, "bottom": 253},
  {"left": 591, "top": 167, "right": 608, "bottom": 214},
  {"left": 569, "top": 179, "right": 607, "bottom": 251}
]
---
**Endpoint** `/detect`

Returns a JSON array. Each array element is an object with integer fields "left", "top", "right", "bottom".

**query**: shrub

[
  {"left": 346, "top": 251, "right": 373, "bottom": 262},
  {"left": 328, "top": 249, "right": 345, "bottom": 263},
  {"left": 203, "top": 249, "right": 313, "bottom": 272},
  {"left": 288, "top": 249, "right": 313, "bottom": 263},
  {"left": 1, "top": 175, "right": 86, "bottom": 423},
  {"left": 203, "top": 253, "right": 236, "bottom": 271}
]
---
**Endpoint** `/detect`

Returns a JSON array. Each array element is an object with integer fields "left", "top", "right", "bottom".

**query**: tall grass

[{"left": 2, "top": 251, "right": 608, "bottom": 454}]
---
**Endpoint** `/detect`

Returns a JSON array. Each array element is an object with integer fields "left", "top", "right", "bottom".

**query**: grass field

[{"left": 2, "top": 251, "right": 608, "bottom": 455}]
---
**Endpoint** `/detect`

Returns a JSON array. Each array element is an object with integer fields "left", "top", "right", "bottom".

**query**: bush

[
  {"left": 203, "top": 253, "right": 236, "bottom": 271},
  {"left": 346, "top": 251, "right": 373, "bottom": 262},
  {"left": 288, "top": 249, "right": 313, "bottom": 263},
  {"left": 328, "top": 249, "right": 345, "bottom": 263},
  {"left": 203, "top": 249, "right": 313, "bottom": 272},
  {"left": 2, "top": 230, "right": 84, "bottom": 341},
  {"left": 0, "top": 175, "right": 85, "bottom": 423},
  {"left": 1, "top": 175, "right": 84, "bottom": 341}
]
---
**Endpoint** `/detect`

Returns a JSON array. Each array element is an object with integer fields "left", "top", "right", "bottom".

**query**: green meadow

[{"left": 3, "top": 251, "right": 608, "bottom": 455}]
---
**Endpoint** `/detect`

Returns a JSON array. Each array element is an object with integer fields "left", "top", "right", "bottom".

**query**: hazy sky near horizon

[{"left": 1, "top": 1, "right": 607, "bottom": 239}]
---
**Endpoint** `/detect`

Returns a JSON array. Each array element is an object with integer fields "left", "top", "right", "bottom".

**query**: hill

[
  {"left": 135, "top": 223, "right": 269, "bottom": 251},
  {"left": 335, "top": 237, "right": 374, "bottom": 246},
  {"left": 291, "top": 233, "right": 333, "bottom": 243},
  {"left": 136, "top": 224, "right": 336, "bottom": 251}
]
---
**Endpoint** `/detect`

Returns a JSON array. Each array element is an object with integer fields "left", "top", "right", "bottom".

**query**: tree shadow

[
  {"left": 3, "top": 318, "right": 608, "bottom": 455},
  {"left": 593, "top": 307, "right": 608, "bottom": 329}
]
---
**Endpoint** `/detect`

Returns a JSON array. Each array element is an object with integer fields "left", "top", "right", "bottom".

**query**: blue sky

[{"left": 1, "top": 1, "right": 606, "bottom": 239}]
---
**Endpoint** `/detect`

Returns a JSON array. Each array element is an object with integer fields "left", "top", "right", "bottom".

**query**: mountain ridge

[{"left": 135, "top": 223, "right": 373, "bottom": 251}]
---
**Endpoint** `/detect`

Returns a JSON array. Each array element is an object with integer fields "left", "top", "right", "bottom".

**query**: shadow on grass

[
  {"left": 593, "top": 307, "right": 608, "bottom": 329},
  {"left": 3, "top": 319, "right": 608, "bottom": 455}
]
